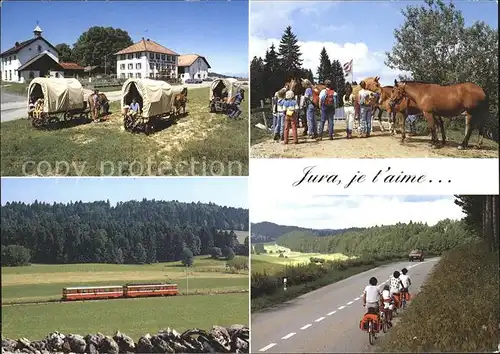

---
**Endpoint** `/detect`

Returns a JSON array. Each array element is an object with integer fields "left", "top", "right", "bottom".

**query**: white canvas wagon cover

[
  {"left": 209, "top": 78, "right": 241, "bottom": 100},
  {"left": 28, "top": 78, "right": 85, "bottom": 113},
  {"left": 121, "top": 78, "right": 176, "bottom": 118}
]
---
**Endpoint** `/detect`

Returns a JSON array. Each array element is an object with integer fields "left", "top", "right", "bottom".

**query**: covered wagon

[
  {"left": 209, "top": 78, "right": 242, "bottom": 113},
  {"left": 121, "top": 78, "right": 179, "bottom": 135},
  {"left": 27, "top": 78, "right": 88, "bottom": 128}
]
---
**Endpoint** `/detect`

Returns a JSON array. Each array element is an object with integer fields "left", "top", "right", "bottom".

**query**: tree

[
  {"left": 385, "top": 0, "right": 498, "bottom": 140},
  {"left": 331, "top": 60, "right": 347, "bottom": 107},
  {"left": 317, "top": 47, "right": 332, "bottom": 83},
  {"left": 182, "top": 247, "right": 194, "bottom": 267},
  {"left": 278, "top": 26, "right": 304, "bottom": 79},
  {"left": 250, "top": 56, "right": 266, "bottom": 107},
  {"left": 71, "top": 26, "right": 133, "bottom": 74},
  {"left": 55, "top": 43, "right": 73, "bottom": 62},
  {"left": 1, "top": 245, "right": 31, "bottom": 266},
  {"left": 211, "top": 246, "right": 223, "bottom": 259},
  {"left": 223, "top": 246, "right": 235, "bottom": 260},
  {"left": 133, "top": 242, "right": 147, "bottom": 264},
  {"left": 264, "top": 43, "right": 283, "bottom": 99}
]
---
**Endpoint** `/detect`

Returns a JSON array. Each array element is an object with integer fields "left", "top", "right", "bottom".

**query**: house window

[
  {"left": 135, "top": 53, "right": 141, "bottom": 59},
  {"left": 149, "top": 73, "right": 154, "bottom": 79},
  {"left": 37, "top": 45, "right": 42, "bottom": 52},
  {"left": 150, "top": 63, "right": 154, "bottom": 70},
  {"left": 155, "top": 53, "right": 160, "bottom": 59},
  {"left": 9, "top": 57, "right": 11, "bottom": 64},
  {"left": 128, "top": 73, "right": 133, "bottom": 78},
  {"left": 120, "top": 73, "right": 125, "bottom": 79},
  {"left": 55, "top": 72, "right": 59, "bottom": 78},
  {"left": 13, "top": 55, "right": 16, "bottom": 60},
  {"left": 9, "top": 70, "right": 12, "bottom": 80},
  {"left": 127, "top": 54, "right": 133, "bottom": 59},
  {"left": 136, "top": 73, "right": 141, "bottom": 78},
  {"left": 149, "top": 53, "right": 154, "bottom": 59},
  {"left": 127, "top": 63, "right": 133, "bottom": 70},
  {"left": 135, "top": 63, "right": 141, "bottom": 70},
  {"left": 161, "top": 54, "right": 165, "bottom": 60},
  {"left": 120, "top": 64, "right": 125, "bottom": 70},
  {"left": 29, "top": 71, "right": 35, "bottom": 79}
]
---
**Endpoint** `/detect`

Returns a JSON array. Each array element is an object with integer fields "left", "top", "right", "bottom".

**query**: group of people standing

[{"left": 271, "top": 79, "right": 380, "bottom": 144}]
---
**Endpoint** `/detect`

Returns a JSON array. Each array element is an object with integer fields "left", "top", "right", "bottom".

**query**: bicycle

[
  {"left": 367, "top": 318, "right": 376, "bottom": 345},
  {"left": 379, "top": 309, "right": 388, "bottom": 333}
]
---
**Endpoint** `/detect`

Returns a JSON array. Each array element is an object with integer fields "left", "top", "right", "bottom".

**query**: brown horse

[
  {"left": 87, "top": 93, "right": 109, "bottom": 121},
  {"left": 173, "top": 87, "right": 188, "bottom": 116},
  {"left": 390, "top": 80, "right": 488, "bottom": 149}
]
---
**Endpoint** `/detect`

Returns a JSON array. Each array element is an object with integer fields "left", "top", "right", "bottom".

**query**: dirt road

[{"left": 251, "top": 121, "right": 498, "bottom": 158}]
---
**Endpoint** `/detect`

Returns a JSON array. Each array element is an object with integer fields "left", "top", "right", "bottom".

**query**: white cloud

[
  {"left": 249, "top": 1, "right": 409, "bottom": 85},
  {"left": 250, "top": 195, "right": 465, "bottom": 230}
]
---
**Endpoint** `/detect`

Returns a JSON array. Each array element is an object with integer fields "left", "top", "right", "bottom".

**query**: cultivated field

[
  {"left": 1, "top": 256, "right": 249, "bottom": 339},
  {"left": 1, "top": 86, "right": 249, "bottom": 176},
  {"left": 251, "top": 244, "right": 350, "bottom": 274}
]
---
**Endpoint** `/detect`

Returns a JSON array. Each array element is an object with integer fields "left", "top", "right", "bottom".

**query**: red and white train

[{"left": 62, "top": 283, "right": 179, "bottom": 301}]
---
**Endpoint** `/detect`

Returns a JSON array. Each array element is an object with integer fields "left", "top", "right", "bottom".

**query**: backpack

[{"left": 324, "top": 89, "right": 336, "bottom": 109}]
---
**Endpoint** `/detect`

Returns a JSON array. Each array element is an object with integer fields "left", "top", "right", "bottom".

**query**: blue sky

[
  {"left": 250, "top": 0, "right": 498, "bottom": 85},
  {"left": 1, "top": 178, "right": 249, "bottom": 209},
  {"left": 250, "top": 194, "right": 465, "bottom": 229},
  {"left": 1, "top": 1, "right": 249, "bottom": 77}
]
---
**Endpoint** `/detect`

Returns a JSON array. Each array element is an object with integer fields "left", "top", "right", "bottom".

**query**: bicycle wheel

[
  {"left": 368, "top": 321, "right": 375, "bottom": 345},
  {"left": 382, "top": 316, "right": 388, "bottom": 333}
]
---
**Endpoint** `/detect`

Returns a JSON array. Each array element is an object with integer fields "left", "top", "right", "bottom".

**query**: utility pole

[{"left": 185, "top": 264, "right": 189, "bottom": 295}]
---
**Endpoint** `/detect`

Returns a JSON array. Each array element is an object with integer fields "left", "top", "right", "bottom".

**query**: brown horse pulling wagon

[
  {"left": 121, "top": 78, "right": 182, "bottom": 135},
  {"left": 27, "top": 78, "right": 89, "bottom": 128}
]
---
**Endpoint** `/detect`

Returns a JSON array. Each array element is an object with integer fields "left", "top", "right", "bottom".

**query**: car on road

[
  {"left": 185, "top": 78, "right": 203, "bottom": 84},
  {"left": 408, "top": 249, "right": 424, "bottom": 262}
]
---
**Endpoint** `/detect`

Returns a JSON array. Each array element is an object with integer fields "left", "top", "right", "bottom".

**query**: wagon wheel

[
  {"left": 123, "top": 115, "right": 132, "bottom": 131},
  {"left": 145, "top": 121, "right": 154, "bottom": 136},
  {"left": 63, "top": 111, "right": 71, "bottom": 121}
]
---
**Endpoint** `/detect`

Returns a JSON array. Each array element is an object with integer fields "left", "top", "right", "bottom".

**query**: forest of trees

[
  {"left": 250, "top": 26, "right": 347, "bottom": 108},
  {"left": 0, "top": 199, "right": 249, "bottom": 266},
  {"left": 276, "top": 218, "right": 478, "bottom": 258},
  {"left": 251, "top": 221, "right": 364, "bottom": 243}
]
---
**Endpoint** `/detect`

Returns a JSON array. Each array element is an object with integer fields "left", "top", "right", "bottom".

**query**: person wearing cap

[
  {"left": 282, "top": 90, "right": 299, "bottom": 144},
  {"left": 318, "top": 79, "right": 338, "bottom": 140},
  {"left": 273, "top": 88, "right": 286, "bottom": 141}
]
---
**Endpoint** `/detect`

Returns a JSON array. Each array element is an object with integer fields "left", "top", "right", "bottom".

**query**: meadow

[
  {"left": 1, "top": 86, "right": 249, "bottom": 176},
  {"left": 1, "top": 256, "right": 249, "bottom": 339}
]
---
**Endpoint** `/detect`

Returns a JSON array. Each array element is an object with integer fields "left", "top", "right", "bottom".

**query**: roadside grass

[
  {"left": 1, "top": 82, "right": 28, "bottom": 96},
  {"left": 0, "top": 87, "right": 248, "bottom": 176},
  {"left": 254, "top": 244, "right": 351, "bottom": 266},
  {"left": 378, "top": 242, "right": 499, "bottom": 353},
  {"left": 1, "top": 293, "right": 249, "bottom": 340},
  {"left": 251, "top": 254, "right": 407, "bottom": 312}
]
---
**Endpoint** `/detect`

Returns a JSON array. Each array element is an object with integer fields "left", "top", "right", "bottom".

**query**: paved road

[
  {"left": 0, "top": 81, "right": 219, "bottom": 122},
  {"left": 252, "top": 258, "right": 440, "bottom": 353}
]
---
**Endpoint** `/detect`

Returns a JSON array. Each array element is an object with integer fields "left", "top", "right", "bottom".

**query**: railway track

[{"left": 2, "top": 289, "right": 249, "bottom": 307}]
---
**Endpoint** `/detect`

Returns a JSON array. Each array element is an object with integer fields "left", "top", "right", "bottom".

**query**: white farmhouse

[
  {"left": 178, "top": 54, "right": 211, "bottom": 82},
  {"left": 115, "top": 38, "right": 179, "bottom": 80},
  {"left": 0, "top": 25, "right": 64, "bottom": 83}
]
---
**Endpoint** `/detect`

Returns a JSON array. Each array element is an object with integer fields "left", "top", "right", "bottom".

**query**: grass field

[
  {"left": 2, "top": 293, "right": 248, "bottom": 340},
  {"left": 220, "top": 230, "right": 248, "bottom": 244},
  {"left": 379, "top": 243, "right": 499, "bottom": 352},
  {"left": 1, "top": 87, "right": 248, "bottom": 176},
  {"left": 251, "top": 244, "right": 350, "bottom": 273},
  {"left": 1, "top": 256, "right": 249, "bottom": 339}
]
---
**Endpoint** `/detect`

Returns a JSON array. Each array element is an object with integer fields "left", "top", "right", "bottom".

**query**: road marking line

[
  {"left": 282, "top": 332, "right": 296, "bottom": 340},
  {"left": 338, "top": 305, "right": 346, "bottom": 310},
  {"left": 259, "top": 343, "right": 276, "bottom": 352},
  {"left": 327, "top": 310, "right": 337, "bottom": 315},
  {"left": 315, "top": 316, "right": 325, "bottom": 322},
  {"left": 347, "top": 301, "right": 354, "bottom": 305},
  {"left": 300, "top": 324, "right": 312, "bottom": 330},
  {"left": 354, "top": 297, "right": 360, "bottom": 301}
]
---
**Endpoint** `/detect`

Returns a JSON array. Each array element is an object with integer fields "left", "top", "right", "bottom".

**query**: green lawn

[
  {"left": 1, "top": 87, "right": 248, "bottom": 176},
  {"left": 2, "top": 256, "right": 249, "bottom": 339},
  {"left": 2, "top": 293, "right": 249, "bottom": 340},
  {"left": 1, "top": 82, "right": 28, "bottom": 96},
  {"left": 1, "top": 256, "right": 249, "bottom": 304}
]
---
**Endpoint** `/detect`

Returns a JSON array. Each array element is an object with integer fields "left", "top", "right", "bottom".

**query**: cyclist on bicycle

[
  {"left": 362, "top": 276, "right": 382, "bottom": 333},
  {"left": 380, "top": 284, "right": 393, "bottom": 327},
  {"left": 389, "top": 270, "right": 404, "bottom": 308},
  {"left": 400, "top": 267, "right": 412, "bottom": 301}
]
